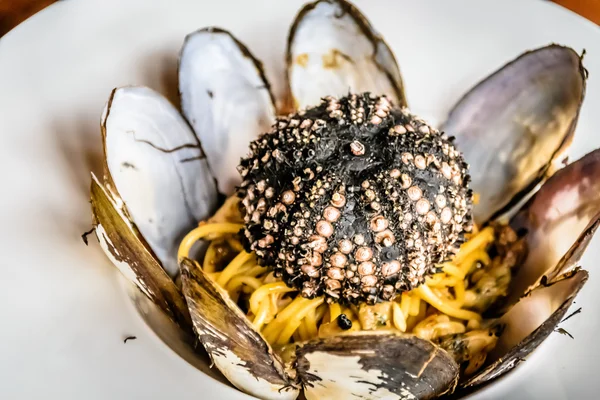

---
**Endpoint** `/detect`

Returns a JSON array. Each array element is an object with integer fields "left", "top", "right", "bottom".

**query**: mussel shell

[
  {"left": 463, "top": 269, "right": 587, "bottom": 388},
  {"left": 542, "top": 214, "right": 600, "bottom": 284},
  {"left": 506, "top": 149, "right": 600, "bottom": 306},
  {"left": 287, "top": 0, "right": 405, "bottom": 110},
  {"left": 443, "top": 45, "right": 586, "bottom": 224},
  {"left": 90, "top": 174, "right": 192, "bottom": 330},
  {"left": 179, "top": 258, "right": 299, "bottom": 400},
  {"left": 179, "top": 27, "right": 276, "bottom": 195},
  {"left": 101, "top": 86, "right": 218, "bottom": 276},
  {"left": 296, "top": 332, "right": 458, "bottom": 400}
]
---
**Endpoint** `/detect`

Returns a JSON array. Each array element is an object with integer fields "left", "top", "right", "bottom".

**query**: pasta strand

[
  {"left": 178, "top": 223, "right": 243, "bottom": 260},
  {"left": 216, "top": 251, "right": 253, "bottom": 287},
  {"left": 249, "top": 282, "right": 297, "bottom": 316},
  {"left": 277, "top": 298, "right": 325, "bottom": 345},
  {"left": 416, "top": 285, "right": 482, "bottom": 321}
]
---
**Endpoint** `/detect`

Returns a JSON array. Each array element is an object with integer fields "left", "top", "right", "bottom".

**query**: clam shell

[
  {"left": 463, "top": 269, "right": 587, "bottom": 388},
  {"left": 100, "top": 86, "right": 218, "bottom": 277},
  {"left": 179, "top": 27, "right": 276, "bottom": 195},
  {"left": 287, "top": 0, "right": 405, "bottom": 110},
  {"left": 90, "top": 174, "right": 192, "bottom": 330},
  {"left": 295, "top": 332, "right": 458, "bottom": 399},
  {"left": 179, "top": 258, "right": 299, "bottom": 400},
  {"left": 506, "top": 149, "right": 600, "bottom": 305},
  {"left": 443, "top": 45, "right": 586, "bottom": 224}
]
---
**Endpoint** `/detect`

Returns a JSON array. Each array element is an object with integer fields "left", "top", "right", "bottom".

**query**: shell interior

[
  {"left": 179, "top": 27, "right": 276, "bottom": 195},
  {"left": 179, "top": 258, "right": 300, "bottom": 400},
  {"left": 287, "top": 0, "right": 405, "bottom": 110},
  {"left": 443, "top": 45, "right": 586, "bottom": 225},
  {"left": 102, "top": 86, "right": 218, "bottom": 276}
]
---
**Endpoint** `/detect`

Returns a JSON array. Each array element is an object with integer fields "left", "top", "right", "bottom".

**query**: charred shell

[
  {"left": 287, "top": 0, "right": 405, "bottom": 110},
  {"left": 296, "top": 332, "right": 459, "bottom": 400},
  {"left": 443, "top": 44, "right": 586, "bottom": 224},
  {"left": 180, "top": 258, "right": 299, "bottom": 400},
  {"left": 91, "top": 174, "right": 192, "bottom": 330},
  {"left": 179, "top": 27, "right": 276, "bottom": 195}
]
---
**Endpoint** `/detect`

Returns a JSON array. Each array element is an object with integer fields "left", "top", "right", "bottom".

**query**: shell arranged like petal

[
  {"left": 287, "top": 0, "right": 405, "bottom": 110},
  {"left": 443, "top": 44, "right": 586, "bottom": 224},
  {"left": 543, "top": 214, "right": 600, "bottom": 283},
  {"left": 506, "top": 149, "right": 600, "bottom": 306},
  {"left": 102, "top": 86, "right": 218, "bottom": 276},
  {"left": 295, "top": 332, "right": 458, "bottom": 399},
  {"left": 463, "top": 269, "right": 587, "bottom": 388},
  {"left": 179, "top": 258, "right": 299, "bottom": 400},
  {"left": 179, "top": 27, "right": 276, "bottom": 195},
  {"left": 90, "top": 174, "right": 192, "bottom": 330}
]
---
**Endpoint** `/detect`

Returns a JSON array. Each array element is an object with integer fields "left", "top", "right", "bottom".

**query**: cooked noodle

[{"left": 178, "top": 198, "right": 513, "bottom": 375}]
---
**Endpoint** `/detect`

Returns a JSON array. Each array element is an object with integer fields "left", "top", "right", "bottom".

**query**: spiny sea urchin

[{"left": 237, "top": 93, "right": 473, "bottom": 304}]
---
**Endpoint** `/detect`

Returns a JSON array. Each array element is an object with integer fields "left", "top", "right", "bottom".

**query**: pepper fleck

[{"left": 337, "top": 314, "right": 353, "bottom": 330}]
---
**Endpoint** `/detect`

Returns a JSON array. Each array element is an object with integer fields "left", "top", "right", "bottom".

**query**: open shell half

[
  {"left": 296, "top": 333, "right": 459, "bottom": 400},
  {"left": 180, "top": 258, "right": 299, "bottom": 400},
  {"left": 97, "top": 86, "right": 218, "bottom": 277},
  {"left": 180, "top": 27, "right": 276, "bottom": 195},
  {"left": 90, "top": 86, "right": 219, "bottom": 329},
  {"left": 443, "top": 45, "right": 586, "bottom": 225},
  {"left": 287, "top": 0, "right": 406, "bottom": 111}
]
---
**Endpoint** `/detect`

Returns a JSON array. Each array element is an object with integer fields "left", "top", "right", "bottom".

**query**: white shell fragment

[
  {"left": 443, "top": 45, "right": 586, "bottom": 224},
  {"left": 179, "top": 27, "right": 276, "bottom": 195},
  {"left": 287, "top": 0, "right": 405, "bottom": 110},
  {"left": 295, "top": 332, "right": 458, "bottom": 399},
  {"left": 102, "top": 86, "right": 218, "bottom": 276},
  {"left": 180, "top": 258, "right": 299, "bottom": 400}
]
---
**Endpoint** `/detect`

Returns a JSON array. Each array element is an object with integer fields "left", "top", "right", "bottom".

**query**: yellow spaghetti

[{"left": 178, "top": 197, "right": 520, "bottom": 375}]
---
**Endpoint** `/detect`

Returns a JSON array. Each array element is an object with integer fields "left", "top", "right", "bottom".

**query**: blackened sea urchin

[{"left": 237, "top": 93, "right": 473, "bottom": 304}]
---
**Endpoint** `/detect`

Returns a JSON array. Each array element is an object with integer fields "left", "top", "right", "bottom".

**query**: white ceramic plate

[{"left": 1, "top": 0, "right": 599, "bottom": 399}]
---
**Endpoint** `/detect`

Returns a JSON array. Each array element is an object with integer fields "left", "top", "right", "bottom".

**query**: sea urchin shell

[{"left": 238, "top": 93, "right": 473, "bottom": 304}]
